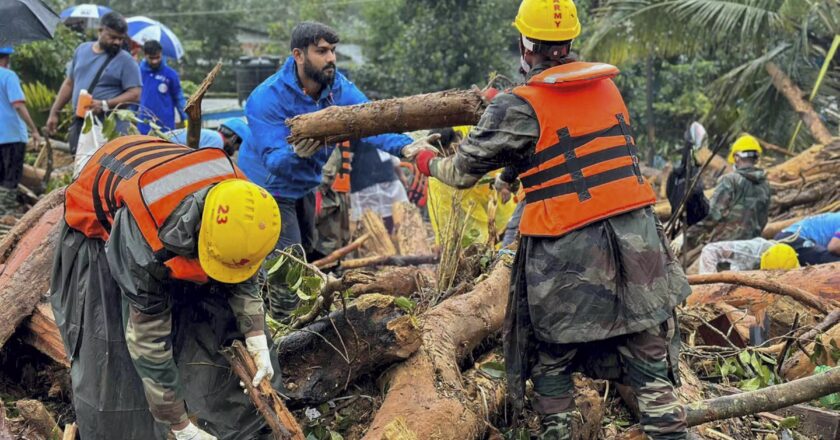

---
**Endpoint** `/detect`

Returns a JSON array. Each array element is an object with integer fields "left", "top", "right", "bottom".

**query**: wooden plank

[
  {"left": 777, "top": 404, "right": 840, "bottom": 439},
  {"left": 22, "top": 303, "right": 69, "bottom": 368}
]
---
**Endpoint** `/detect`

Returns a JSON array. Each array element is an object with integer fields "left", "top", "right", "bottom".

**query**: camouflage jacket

[
  {"left": 105, "top": 187, "right": 265, "bottom": 426},
  {"left": 429, "top": 63, "right": 690, "bottom": 344},
  {"left": 690, "top": 167, "right": 771, "bottom": 243}
]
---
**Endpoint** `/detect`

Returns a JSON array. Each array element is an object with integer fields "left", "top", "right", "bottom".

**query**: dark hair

[
  {"left": 100, "top": 12, "right": 127, "bottom": 34},
  {"left": 290, "top": 21, "right": 339, "bottom": 52},
  {"left": 0, "top": 54, "right": 8, "bottom": 62},
  {"left": 527, "top": 37, "right": 573, "bottom": 61},
  {"left": 143, "top": 40, "right": 163, "bottom": 55}
]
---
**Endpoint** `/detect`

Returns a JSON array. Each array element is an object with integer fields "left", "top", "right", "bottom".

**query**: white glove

[
  {"left": 246, "top": 334, "right": 274, "bottom": 387},
  {"left": 401, "top": 133, "right": 441, "bottom": 160},
  {"left": 172, "top": 422, "right": 217, "bottom": 440},
  {"left": 293, "top": 138, "right": 322, "bottom": 158},
  {"left": 670, "top": 233, "right": 685, "bottom": 256}
]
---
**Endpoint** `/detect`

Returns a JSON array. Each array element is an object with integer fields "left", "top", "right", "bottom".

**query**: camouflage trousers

[{"left": 532, "top": 324, "right": 687, "bottom": 440}]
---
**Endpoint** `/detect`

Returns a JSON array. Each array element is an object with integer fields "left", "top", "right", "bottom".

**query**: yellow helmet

[
  {"left": 727, "top": 134, "right": 762, "bottom": 164},
  {"left": 514, "top": 0, "right": 581, "bottom": 42},
  {"left": 760, "top": 243, "right": 800, "bottom": 271},
  {"left": 199, "top": 179, "right": 281, "bottom": 283}
]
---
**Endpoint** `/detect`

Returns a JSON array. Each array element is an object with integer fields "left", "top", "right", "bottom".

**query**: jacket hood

[{"left": 736, "top": 166, "right": 767, "bottom": 184}]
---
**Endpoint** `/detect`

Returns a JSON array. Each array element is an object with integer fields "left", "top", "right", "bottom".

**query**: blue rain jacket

[{"left": 241, "top": 56, "right": 411, "bottom": 199}]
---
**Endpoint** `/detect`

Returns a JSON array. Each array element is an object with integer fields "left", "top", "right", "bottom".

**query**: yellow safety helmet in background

[
  {"left": 199, "top": 179, "right": 281, "bottom": 283},
  {"left": 760, "top": 243, "right": 800, "bottom": 271},
  {"left": 514, "top": 0, "right": 581, "bottom": 42},
  {"left": 727, "top": 134, "right": 763, "bottom": 164},
  {"left": 453, "top": 125, "right": 472, "bottom": 139}
]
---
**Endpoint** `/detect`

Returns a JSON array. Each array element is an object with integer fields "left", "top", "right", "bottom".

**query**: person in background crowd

[
  {"left": 138, "top": 39, "right": 186, "bottom": 134},
  {"left": 773, "top": 212, "right": 840, "bottom": 265},
  {"left": 0, "top": 46, "right": 41, "bottom": 214},
  {"left": 45, "top": 11, "right": 141, "bottom": 153}
]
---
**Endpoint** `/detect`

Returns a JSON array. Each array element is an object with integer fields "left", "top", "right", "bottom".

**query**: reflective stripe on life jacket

[
  {"left": 65, "top": 135, "right": 242, "bottom": 282},
  {"left": 331, "top": 141, "right": 352, "bottom": 193},
  {"left": 512, "top": 62, "right": 656, "bottom": 237}
]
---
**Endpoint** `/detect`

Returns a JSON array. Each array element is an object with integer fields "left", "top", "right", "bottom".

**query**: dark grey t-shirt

[{"left": 67, "top": 42, "right": 142, "bottom": 109}]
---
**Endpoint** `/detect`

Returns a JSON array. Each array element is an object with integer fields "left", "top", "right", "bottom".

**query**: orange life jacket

[
  {"left": 331, "top": 141, "right": 352, "bottom": 193},
  {"left": 64, "top": 135, "right": 242, "bottom": 283},
  {"left": 512, "top": 62, "right": 656, "bottom": 237}
]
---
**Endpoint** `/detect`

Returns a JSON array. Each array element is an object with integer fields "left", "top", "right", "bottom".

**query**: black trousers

[{"left": 0, "top": 142, "right": 25, "bottom": 189}]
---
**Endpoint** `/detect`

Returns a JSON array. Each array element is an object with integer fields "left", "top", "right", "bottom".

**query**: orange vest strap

[{"left": 163, "top": 255, "right": 209, "bottom": 284}]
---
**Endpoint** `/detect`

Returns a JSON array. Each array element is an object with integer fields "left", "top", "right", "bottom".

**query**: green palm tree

[{"left": 583, "top": 0, "right": 839, "bottom": 151}]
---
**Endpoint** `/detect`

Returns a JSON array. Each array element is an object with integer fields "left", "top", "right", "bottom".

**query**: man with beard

[
  {"left": 46, "top": 11, "right": 141, "bottom": 153},
  {"left": 242, "top": 21, "right": 438, "bottom": 319}
]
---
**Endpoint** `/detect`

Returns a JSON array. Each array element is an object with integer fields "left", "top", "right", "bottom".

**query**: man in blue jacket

[
  {"left": 242, "top": 21, "right": 437, "bottom": 319},
  {"left": 138, "top": 40, "right": 186, "bottom": 134}
]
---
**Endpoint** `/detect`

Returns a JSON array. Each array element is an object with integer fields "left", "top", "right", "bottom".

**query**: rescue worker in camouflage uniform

[
  {"left": 686, "top": 134, "right": 770, "bottom": 248},
  {"left": 408, "top": 1, "right": 691, "bottom": 437},
  {"left": 51, "top": 135, "right": 282, "bottom": 440}
]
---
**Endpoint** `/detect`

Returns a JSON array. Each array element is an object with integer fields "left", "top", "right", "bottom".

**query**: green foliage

[
  {"left": 353, "top": 0, "right": 519, "bottom": 97},
  {"left": 716, "top": 349, "right": 779, "bottom": 391},
  {"left": 12, "top": 26, "right": 82, "bottom": 90},
  {"left": 180, "top": 80, "right": 199, "bottom": 98},
  {"left": 265, "top": 245, "right": 325, "bottom": 319},
  {"left": 21, "top": 82, "right": 56, "bottom": 129}
]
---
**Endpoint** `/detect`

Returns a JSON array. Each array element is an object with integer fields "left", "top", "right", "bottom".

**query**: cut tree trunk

[
  {"left": 277, "top": 294, "right": 421, "bottom": 405},
  {"left": 22, "top": 303, "right": 69, "bottom": 367},
  {"left": 781, "top": 320, "right": 840, "bottom": 380},
  {"left": 0, "top": 204, "right": 63, "bottom": 350},
  {"left": 339, "top": 254, "right": 438, "bottom": 270},
  {"left": 185, "top": 62, "right": 222, "bottom": 149},
  {"left": 362, "top": 261, "right": 511, "bottom": 440},
  {"left": 762, "top": 216, "right": 803, "bottom": 239},
  {"left": 0, "top": 187, "right": 64, "bottom": 266},
  {"left": 687, "top": 272, "right": 836, "bottom": 314},
  {"left": 767, "top": 141, "right": 840, "bottom": 183},
  {"left": 15, "top": 399, "right": 62, "bottom": 440},
  {"left": 686, "top": 366, "right": 840, "bottom": 426},
  {"left": 361, "top": 210, "right": 396, "bottom": 257},
  {"left": 765, "top": 62, "right": 835, "bottom": 146},
  {"left": 62, "top": 424, "right": 77, "bottom": 440},
  {"left": 687, "top": 263, "right": 840, "bottom": 317},
  {"left": 312, "top": 233, "right": 370, "bottom": 268},
  {"left": 286, "top": 89, "right": 484, "bottom": 145},
  {"left": 346, "top": 267, "right": 431, "bottom": 297},
  {"left": 222, "top": 341, "right": 305, "bottom": 440},
  {"left": 391, "top": 202, "right": 432, "bottom": 256}
]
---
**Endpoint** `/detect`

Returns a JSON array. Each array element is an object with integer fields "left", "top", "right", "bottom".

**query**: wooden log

[
  {"left": 687, "top": 272, "right": 835, "bottom": 314},
  {"left": 347, "top": 267, "right": 431, "bottom": 297},
  {"left": 767, "top": 142, "right": 839, "bottom": 183},
  {"left": 184, "top": 62, "right": 222, "bottom": 149},
  {"left": 781, "top": 320, "right": 840, "bottom": 380},
  {"left": 312, "top": 233, "right": 370, "bottom": 268},
  {"left": 15, "top": 399, "right": 62, "bottom": 440},
  {"left": 277, "top": 294, "right": 421, "bottom": 405},
  {"left": 686, "top": 263, "right": 840, "bottom": 316},
  {"left": 0, "top": 205, "right": 62, "bottom": 350},
  {"left": 765, "top": 62, "right": 835, "bottom": 146},
  {"left": 391, "top": 202, "right": 432, "bottom": 256},
  {"left": 62, "top": 423, "right": 77, "bottom": 440},
  {"left": 339, "top": 254, "right": 439, "bottom": 270},
  {"left": 22, "top": 303, "right": 69, "bottom": 367},
  {"left": 286, "top": 89, "right": 484, "bottom": 145},
  {"left": 0, "top": 399, "right": 12, "bottom": 440},
  {"left": 0, "top": 187, "right": 63, "bottom": 265},
  {"left": 762, "top": 216, "right": 802, "bottom": 239},
  {"left": 221, "top": 341, "right": 304, "bottom": 440},
  {"left": 685, "top": 366, "right": 840, "bottom": 426},
  {"left": 363, "top": 262, "right": 511, "bottom": 440},
  {"left": 361, "top": 210, "right": 397, "bottom": 257}
]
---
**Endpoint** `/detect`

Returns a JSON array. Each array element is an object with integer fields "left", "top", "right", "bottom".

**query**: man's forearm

[
  {"left": 14, "top": 104, "right": 38, "bottom": 134},
  {"left": 429, "top": 156, "right": 481, "bottom": 189},
  {"left": 50, "top": 78, "right": 73, "bottom": 116},
  {"left": 228, "top": 279, "right": 266, "bottom": 338},
  {"left": 106, "top": 87, "right": 141, "bottom": 108}
]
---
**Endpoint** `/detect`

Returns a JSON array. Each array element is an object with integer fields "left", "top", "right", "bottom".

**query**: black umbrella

[{"left": 0, "top": 0, "right": 60, "bottom": 46}]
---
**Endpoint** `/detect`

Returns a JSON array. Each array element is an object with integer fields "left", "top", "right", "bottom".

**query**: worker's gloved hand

[
  {"left": 246, "top": 334, "right": 274, "bottom": 387},
  {"left": 401, "top": 134, "right": 441, "bottom": 161},
  {"left": 172, "top": 422, "right": 217, "bottom": 440},
  {"left": 493, "top": 175, "right": 513, "bottom": 204},
  {"left": 293, "top": 138, "right": 322, "bottom": 158},
  {"left": 669, "top": 233, "right": 685, "bottom": 256},
  {"left": 414, "top": 150, "right": 436, "bottom": 177}
]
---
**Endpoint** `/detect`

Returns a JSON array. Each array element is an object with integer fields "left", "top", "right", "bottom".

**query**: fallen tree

[
  {"left": 362, "top": 260, "right": 511, "bottom": 440},
  {"left": 286, "top": 89, "right": 484, "bottom": 145},
  {"left": 277, "top": 294, "right": 421, "bottom": 405}
]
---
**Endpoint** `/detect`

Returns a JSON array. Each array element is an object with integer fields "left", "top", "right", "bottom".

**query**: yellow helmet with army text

[{"left": 514, "top": 0, "right": 581, "bottom": 42}]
